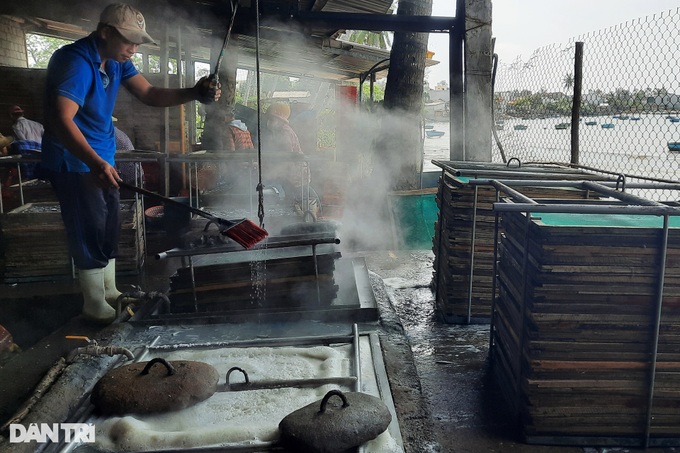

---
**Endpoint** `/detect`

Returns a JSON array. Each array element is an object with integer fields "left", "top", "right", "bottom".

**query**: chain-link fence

[{"left": 492, "top": 7, "right": 680, "bottom": 198}]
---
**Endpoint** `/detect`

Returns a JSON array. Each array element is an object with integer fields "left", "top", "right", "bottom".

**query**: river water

[
  {"left": 422, "top": 114, "right": 680, "bottom": 196},
  {"left": 422, "top": 120, "right": 451, "bottom": 172}
]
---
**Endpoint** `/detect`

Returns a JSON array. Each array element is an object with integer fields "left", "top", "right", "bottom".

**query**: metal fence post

[{"left": 571, "top": 42, "right": 584, "bottom": 164}]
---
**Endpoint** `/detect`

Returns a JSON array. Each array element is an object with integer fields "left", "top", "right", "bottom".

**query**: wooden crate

[
  {"left": 492, "top": 209, "right": 680, "bottom": 445},
  {"left": 432, "top": 170, "right": 602, "bottom": 324},
  {"left": 0, "top": 200, "right": 144, "bottom": 281}
]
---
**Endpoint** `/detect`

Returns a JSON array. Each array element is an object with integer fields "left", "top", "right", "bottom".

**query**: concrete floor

[
  {"left": 362, "top": 250, "right": 680, "bottom": 453},
  {"left": 2, "top": 241, "right": 680, "bottom": 452}
]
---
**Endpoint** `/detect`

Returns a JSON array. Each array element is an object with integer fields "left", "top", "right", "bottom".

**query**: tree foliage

[
  {"left": 498, "top": 86, "right": 672, "bottom": 118},
  {"left": 342, "top": 30, "right": 393, "bottom": 49},
  {"left": 26, "top": 34, "right": 71, "bottom": 68}
]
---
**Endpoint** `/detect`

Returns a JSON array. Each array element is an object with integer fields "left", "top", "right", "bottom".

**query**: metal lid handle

[
  {"left": 319, "top": 389, "right": 349, "bottom": 414},
  {"left": 140, "top": 358, "right": 176, "bottom": 376}
]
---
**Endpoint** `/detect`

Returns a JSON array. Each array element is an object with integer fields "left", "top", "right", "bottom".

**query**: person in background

[
  {"left": 196, "top": 108, "right": 254, "bottom": 192},
  {"left": 202, "top": 108, "right": 253, "bottom": 151},
  {"left": 114, "top": 119, "right": 134, "bottom": 151},
  {"left": 288, "top": 107, "right": 317, "bottom": 154},
  {"left": 7, "top": 106, "right": 43, "bottom": 180},
  {"left": 9, "top": 105, "right": 44, "bottom": 144},
  {"left": 224, "top": 110, "right": 255, "bottom": 151},
  {"left": 262, "top": 102, "right": 302, "bottom": 154},
  {"left": 41, "top": 2, "right": 220, "bottom": 324},
  {"left": 112, "top": 116, "right": 137, "bottom": 185},
  {"left": 260, "top": 102, "right": 310, "bottom": 203}
]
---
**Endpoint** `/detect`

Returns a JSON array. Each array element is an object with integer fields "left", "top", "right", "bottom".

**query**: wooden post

[
  {"left": 449, "top": 0, "right": 465, "bottom": 161},
  {"left": 464, "top": 0, "right": 493, "bottom": 162},
  {"left": 161, "top": 25, "right": 171, "bottom": 196},
  {"left": 571, "top": 42, "right": 584, "bottom": 165}
]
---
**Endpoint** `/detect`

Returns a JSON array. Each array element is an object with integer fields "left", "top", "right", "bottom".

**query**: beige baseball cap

[{"left": 100, "top": 3, "right": 155, "bottom": 45}]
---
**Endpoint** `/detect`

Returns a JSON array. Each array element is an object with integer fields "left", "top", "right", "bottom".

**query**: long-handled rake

[{"left": 119, "top": 181, "right": 267, "bottom": 249}]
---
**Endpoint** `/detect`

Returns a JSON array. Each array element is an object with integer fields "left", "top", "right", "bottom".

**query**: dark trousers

[{"left": 48, "top": 171, "right": 120, "bottom": 269}]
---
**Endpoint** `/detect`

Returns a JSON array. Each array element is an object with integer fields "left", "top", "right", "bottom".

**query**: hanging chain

[{"left": 254, "top": 0, "right": 265, "bottom": 229}]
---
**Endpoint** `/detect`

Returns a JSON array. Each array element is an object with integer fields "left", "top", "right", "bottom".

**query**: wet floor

[
  {"left": 362, "top": 250, "right": 680, "bottom": 453},
  {"left": 3, "top": 244, "right": 680, "bottom": 453}
]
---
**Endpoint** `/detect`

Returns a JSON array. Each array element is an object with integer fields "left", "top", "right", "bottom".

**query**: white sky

[{"left": 426, "top": 0, "right": 680, "bottom": 89}]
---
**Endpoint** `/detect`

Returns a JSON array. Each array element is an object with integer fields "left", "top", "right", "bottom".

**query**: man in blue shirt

[{"left": 42, "top": 3, "right": 220, "bottom": 323}]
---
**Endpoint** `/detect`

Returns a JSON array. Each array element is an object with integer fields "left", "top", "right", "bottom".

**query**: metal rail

[
  {"left": 0, "top": 152, "right": 160, "bottom": 213},
  {"left": 155, "top": 234, "right": 339, "bottom": 260}
]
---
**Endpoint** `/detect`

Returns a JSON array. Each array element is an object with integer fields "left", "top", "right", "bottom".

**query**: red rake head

[{"left": 223, "top": 219, "right": 269, "bottom": 249}]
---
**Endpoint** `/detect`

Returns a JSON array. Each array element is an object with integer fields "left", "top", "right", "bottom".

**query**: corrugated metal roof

[
  {"left": 321, "top": 0, "right": 394, "bottom": 14},
  {"left": 4, "top": 0, "right": 440, "bottom": 82}
]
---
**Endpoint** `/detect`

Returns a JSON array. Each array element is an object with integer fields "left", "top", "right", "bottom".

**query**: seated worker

[
  {"left": 259, "top": 102, "right": 310, "bottom": 204},
  {"left": 112, "top": 117, "right": 137, "bottom": 183},
  {"left": 9, "top": 105, "right": 44, "bottom": 144},
  {"left": 8, "top": 106, "right": 44, "bottom": 180},
  {"left": 195, "top": 108, "right": 255, "bottom": 192},
  {"left": 112, "top": 118, "right": 144, "bottom": 198},
  {"left": 8, "top": 141, "right": 41, "bottom": 181},
  {"left": 203, "top": 108, "right": 254, "bottom": 152}
]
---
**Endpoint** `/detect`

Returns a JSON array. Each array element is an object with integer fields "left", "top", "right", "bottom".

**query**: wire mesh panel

[{"left": 493, "top": 7, "right": 680, "bottom": 199}]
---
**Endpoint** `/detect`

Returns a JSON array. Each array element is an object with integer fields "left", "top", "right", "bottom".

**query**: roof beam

[{"left": 285, "top": 12, "right": 457, "bottom": 33}]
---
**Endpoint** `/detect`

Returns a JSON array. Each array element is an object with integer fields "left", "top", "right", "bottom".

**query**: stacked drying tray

[
  {"left": 493, "top": 202, "right": 680, "bottom": 446},
  {"left": 0, "top": 200, "right": 144, "bottom": 281},
  {"left": 431, "top": 161, "right": 609, "bottom": 324}
]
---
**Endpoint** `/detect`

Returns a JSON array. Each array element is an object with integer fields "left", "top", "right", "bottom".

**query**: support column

[{"left": 464, "top": 0, "right": 493, "bottom": 162}]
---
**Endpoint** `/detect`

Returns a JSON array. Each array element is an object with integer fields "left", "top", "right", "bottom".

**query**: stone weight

[
  {"left": 91, "top": 358, "right": 219, "bottom": 415},
  {"left": 279, "top": 389, "right": 392, "bottom": 453}
]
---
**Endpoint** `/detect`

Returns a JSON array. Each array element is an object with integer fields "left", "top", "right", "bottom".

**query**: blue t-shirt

[{"left": 42, "top": 33, "right": 138, "bottom": 172}]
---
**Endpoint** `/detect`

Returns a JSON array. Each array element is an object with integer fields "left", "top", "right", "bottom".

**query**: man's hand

[
  {"left": 195, "top": 75, "right": 221, "bottom": 104},
  {"left": 90, "top": 160, "right": 121, "bottom": 189}
]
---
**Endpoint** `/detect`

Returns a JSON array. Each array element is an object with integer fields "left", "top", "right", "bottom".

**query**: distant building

[{"left": 425, "top": 88, "right": 450, "bottom": 119}]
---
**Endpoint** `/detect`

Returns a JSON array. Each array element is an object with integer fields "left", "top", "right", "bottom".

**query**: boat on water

[
  {"left": 514, "top": 124, "right": 528, "bottom": 131},
  {"left": 426, "top": 130, "right": 445, "bottom": 138},
  {"left": 669, "top": 142, "right": 680, "bottom": 152},
  {"left": 585, "top": 121, "right": 597, "bottom": 126},
  {"left": 671, "top": 118, "right": 680, "bottom": 123},
  {"left": 424, "top": 124, "right": 434, "bottom": 130},
  {"left": 601, "top": 123, "right": 615, "bottom": 129},
  {"left": 555, "top": 123, "right": 570, "bottom": 130},
  {"left": 618, "top": 115, "right": 630, "bottom": 120},
  {"left": 630, "top": 117, "right": 641, "bottom": 121}
]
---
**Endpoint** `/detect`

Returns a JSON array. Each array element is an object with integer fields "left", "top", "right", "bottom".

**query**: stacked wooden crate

[
  {"left": 432, "top": 168, "right": 600, "bottom": 324},
  {"left": 0, "top": 200, "right": 144, "bottom": 281},
  {"left": 493, "top": 209, "right": 680, "bottom": 445}
]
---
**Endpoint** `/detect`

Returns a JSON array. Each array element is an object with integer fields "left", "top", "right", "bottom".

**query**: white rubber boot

[
  {"left": 103, "top": 258, "right": 137, "bottom": 308},
  {"left": 103, "top": 259, "right": 123, "bottom": 306},
  {"left": 80, "top": 268, "right": 116, "bottom": 324}
]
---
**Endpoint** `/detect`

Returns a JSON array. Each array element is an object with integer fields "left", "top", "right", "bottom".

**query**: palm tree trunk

[{"left": 379, "top": 0, "right": 433, "bottom": 190}]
